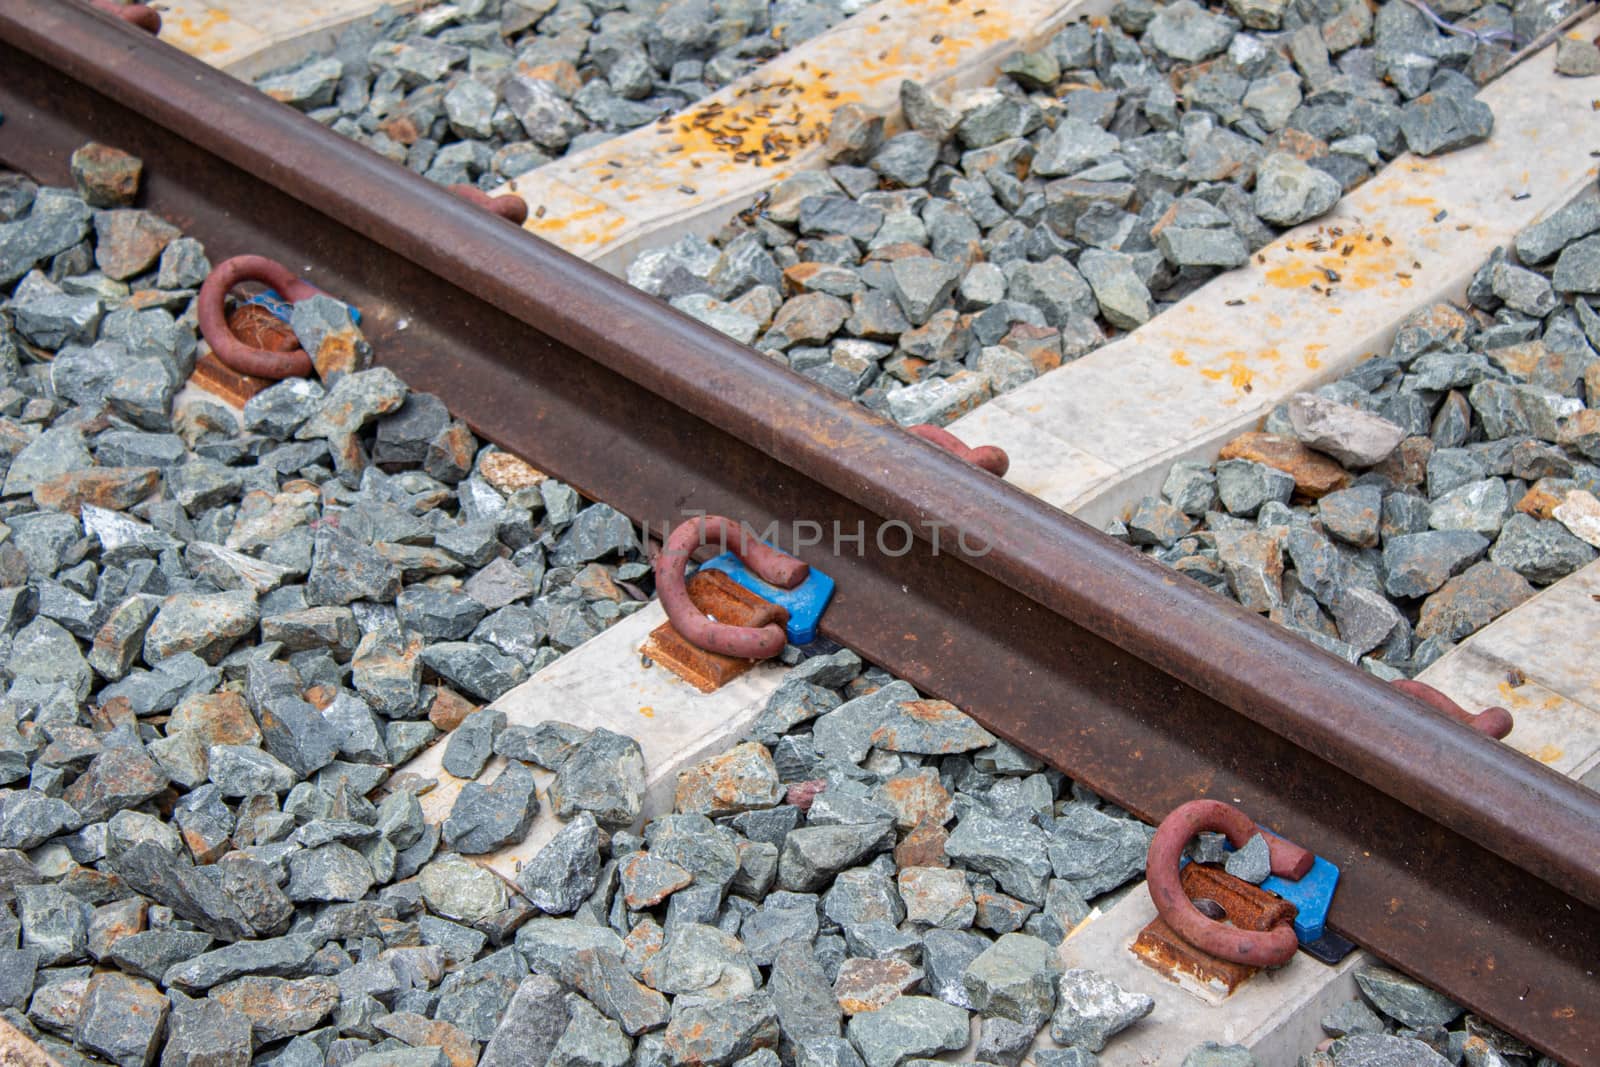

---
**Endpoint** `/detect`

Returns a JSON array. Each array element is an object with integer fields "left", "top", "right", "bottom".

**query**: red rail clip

[
  {"left": 907, "top": 424, "right": 1010, "bottom": 476},
  {"left": 1146, "top": 799, "right": 1313, "bottom": 968},
  {"left": 197, "top": 256, "right": 328, "bottom": 380},
  {"left": 1391, "top": 679, "right": 1513, "bottom": 739},
  {"left": 91, "top": 1, "right": 161, "bottom": 33},
  {"left": 449, "top": 185, "right": 530, "bottom": 225},
  {"left": 655, "top": 516, "right": 807, "bottom": 660}
]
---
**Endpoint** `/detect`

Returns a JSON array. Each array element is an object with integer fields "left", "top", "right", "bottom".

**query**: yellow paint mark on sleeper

[
  {"left": 639, "top": 706, "right": 655, "bottom": 719},
  {"left": 1170, "top": 349, "right": 1190, "bottom": 366},
  {"left": 1529, "top": 743, "right": 1564, "bottom": 764}
]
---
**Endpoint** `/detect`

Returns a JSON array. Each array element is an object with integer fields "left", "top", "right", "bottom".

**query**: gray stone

[
  {"left": 422, "top": 639, "right": 528, "bottom": 703},
  {"left": 549, "top": 728, "right": 645, "bottom": 830},
  {"left": 295, "top": 367, "right": 406, "bottom": 440},
  {"left": 479, "top": 975, "right": 569, "bottom": 1067},
  {"left": 1216, "top": 459, "right": 1296, "bottom": 517},
  {"left": 1554, "top": 235, "right": 1600, "bottom": 295},
  {"left": 517, "top": 811, "right": 601, "bottom": 914},
  {"left": 768, "top": 939, "right": 840, "bottom": 1050},
  {"left": 1076, "top": 250, "right": 1152, "bottom": 330},
  {"left": 396, "top": 587, "right": 486, "bottom": 641},
  {"left": 889, "top": 259, "right": 961, "bottom": 327},
  {"left": 307, "top": 531, "right": 402, "bottom": 606},
  {"left": 547, "top": 994, "right": 631, "bottom": 1067},
  {"left": 1489, "top": 513, "right": 1596, "bottom": 583},
  {"left": 1253, "top": 153, "right": 1341, "bottom": 226},
  {"left": 160, "top": 992, "right": 253, "bottom": 1067},
  {"left": 871, "top": 134, "right": 940, "bottom": 189},
  {"left": 495, "top": 721, "right": 590, "bottom": 770},
  {"left": 1399, "top": 92, "right": 1493, "bottom": 156},
  {"left": 1516, "top": 198, "right": 1600, "bottom": 265},
  {"left": 1045, "top": 804, "right": 1149, "bottom": 898},
  {"left": 1383, "top": 530, "right": 1489, "bottom": 598},
  {"left": 1147, "top": 0, "right": 1234, "bottom": 60},
  {"left": 442, "top": 709, "right": 506, "bottom": 779},
  {"left": 843, "top": 995, "right": 967, "bottom": 1067},
  {"left": 162, "top": 935, "right": 315, "bottom": 993},
  {"left": 0, "top": 791, "right": 79, "bottom": 850},
  {"left": 418, "top": 854, "right": 507, "bottom": 924},
  {"left": 974, "top": 1017, "right": 1037, "bottom": 1067},
  {"left": 286, "top": 843, "right": 374, "bottom": 903},
  {"left": 1428, "top": 479, "right": 1510, "bottom": 537},
  {"left": 74, "top": 972, "right": 169, "bottom": 1067},
  {"left": 779, "top": 823, "right": 895, "bottom": 892},
  {"left": 737, "top": 892, "right": 820, "bottom": 967},
  {"left": 1322, "top": 997, "right": 1387, "bottom": 1037},
  {"left": 257, "top": 695, "right": 341, "bottom": 778},
  {"left": 443, "top": 760, "right": 539, "bottom": 855},
  {"left": 1181, "top": 1045, "right": 1255, "bottom": 1067},
  {"left": 1034, "top": 119, "right": 1120, "bottom": 179},
  {"left": 1490, "top": 262, "right": 1557, "bottom": 318},
  {"left": 18, "top": 884, "right": 90, "bottom": 965},
  {"left": 1, "top": 189, "right": 94, "bottom": 286},
  {"left": 961, "top": 933, "right": 1058, "bottom": 1027},
  {"left": 258, "top": 57, "right": 343, "bottom": 108},
  {"left": 1328, "top": 1033, "right": 1451, "bottom": 1066},
  {"left": 1050, "top": 969, "right": 1154, "bottom": 1053},
  {"left": 946, "top": 812, "right": 1051, "bottom": 904},
  {"left": 552, "top": 503, "right": 638, "bottom": 565},
  {"left": 1223, "top": 833, "right": 1270, "bottom": 884},
  {"left": 564, "top": 945, "right": 669, "bottom": 1036},
  {"left": 208, "top": 745, "right": 297, "bottom": 797},
  {"left": 64, "top": 743, "right": 168, "bottom": 824},
  {"left": 1158, "top": 225, "right": 1249, "bottom": 269},
  {"left": 1006, "top": 257, "right": 1097, "bottom": 328},
  {"left": 1289, "top": 393, "right": 1407, "bottom": 467}
]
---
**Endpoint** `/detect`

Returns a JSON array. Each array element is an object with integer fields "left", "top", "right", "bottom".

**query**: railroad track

[{"left": 2, "top": 1, "right": 1598, "bottom": 1063}]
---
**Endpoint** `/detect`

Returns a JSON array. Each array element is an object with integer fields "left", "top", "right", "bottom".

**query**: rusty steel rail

[{"left": 2, "top": 3, "right": 1598, "bottom": 1060}]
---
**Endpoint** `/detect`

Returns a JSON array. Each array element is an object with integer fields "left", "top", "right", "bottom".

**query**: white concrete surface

[
  {"left": 949, "top": 22, "right": 1600, "bottom": 531},
  {"left": 154, "top": 0, "right": 390, "bottom": 77},
  {"left": 402, "top": 602, "right": 789, "bottom": 879},
  {"left": 1414, "top": 558, "right": 1600, "bottom": 782},
  {"left": 504, "top": 0, "right": 1107, "bottom": 272}
]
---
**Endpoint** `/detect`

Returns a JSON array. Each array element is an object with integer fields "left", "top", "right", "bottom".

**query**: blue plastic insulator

[
  {"left": 248, "top": 289, "right": 362, "bottom": 326},
  {"left": 698, "top": 551, "right": 835, "bottom": 646}
]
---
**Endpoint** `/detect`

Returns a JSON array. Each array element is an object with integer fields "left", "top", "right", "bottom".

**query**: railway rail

[{"left": 2, "top": 1, "right": 1598, "bottom": 1062}]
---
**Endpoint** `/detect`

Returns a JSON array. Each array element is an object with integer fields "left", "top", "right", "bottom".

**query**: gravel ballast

[
  {"left": 1118, "top": 191, "right": 1600, "bottom": 679},
  {"left": 619, "top": 0, "right": 1540, "bottom": 424}
]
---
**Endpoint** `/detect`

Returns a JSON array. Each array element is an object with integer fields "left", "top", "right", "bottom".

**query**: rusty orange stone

[
  {"left": 168, "top": 691, "right": 262, "bottom": 748},
  {"left": 1002, "top": 323, "right": 1064, "bottom": 374},
  {"left": 33, "top": 466, "right": 159, "bottom": 516},
  {"left": 428, "top": 686, "right": 478, "bottom": 733},
  {"left": 832, "top": 958, "right": 921, "bottom": 1014},
  {"left": 90, "top": 696, "right": 138, "bottom": 733},
  {"left": 865, "top": 242, "right": 935, "bottom": 263},
  {"left": 303, "top": 684, "right": 338, "bottom": 711},
  {"left": 427, "top": 421, "right": 477, "bottom": 481},
  {"left": 894, "top": 820, "right": 950, "bottom": 869},
  {"left": 876, "top": 768, "right": 953, "bottom": 829},
  {"left": 377, "top": 113, "right": 424, "bottom": 146},
  {"left": 478, "top": 451, "right": 547, "bottom": 494},
  {"left": 1218, "top": 432, "right": 1350, "bottom": 498},
  {"left": 1263, "top": 127, "right": 1328, "bottom": 161},
  {"left": 518, "top": 59, "right": 581, "bottom": 96},
  {"left": 1371, "top": 435, "right": 1432, "bottom": 491},
  {"left": 373, "top": 1014, "right": 478, "bottom": 1067},
  {"left": 1517, "top": 481, "right": 1569, "bottom": 519}
]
